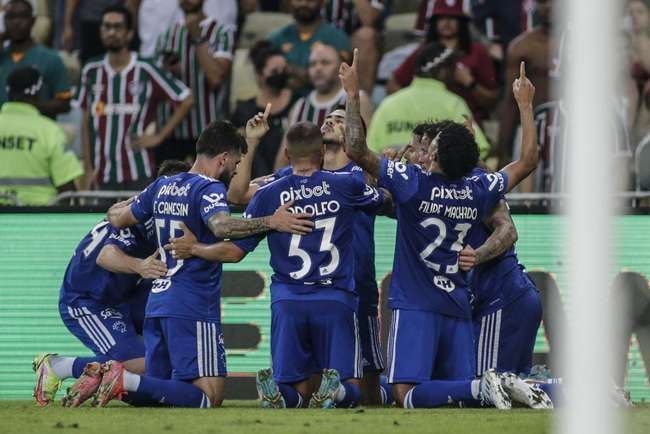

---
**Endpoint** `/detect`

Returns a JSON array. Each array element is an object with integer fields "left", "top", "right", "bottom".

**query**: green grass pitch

[{"left": 1, "top": 401, "right": 649, "bottom": 434}]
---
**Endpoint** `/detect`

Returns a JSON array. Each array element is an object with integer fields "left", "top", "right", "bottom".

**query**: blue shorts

[
  {"left": 386, "top": 309, "right": 475, "bottom": 384},
  {"left": 271, "top": 300, "right": 362, "bottom": 383},
  {"left": 59, "top": 302, "right": 145, "bottom": 361},
  {"left": 144, "top": 317, "right": 227, "bottom": 381},
  {"left": 358, "top": 313, "right": 384, "bottom": 374},
  {"left": 474, "top": 287, "right": 542, "bottom": 376}
]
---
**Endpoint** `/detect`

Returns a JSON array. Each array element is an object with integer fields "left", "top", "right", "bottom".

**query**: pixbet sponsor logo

[
  {"left": 430, "top": 185, "right": 473, "bottom": 201},
  {"left": 157, "top": 182, "right": 191, "bottom": 198},
  {"left": 279, "top": 181, "right": 332, "bottom": 204},
  {"left": 386, "top": 161, "right": 408, "bottom": 180}
]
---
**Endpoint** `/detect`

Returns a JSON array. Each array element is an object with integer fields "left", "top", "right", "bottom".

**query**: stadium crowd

[{"left": 2, "top": 0, "right": 650, "bottom": 205}]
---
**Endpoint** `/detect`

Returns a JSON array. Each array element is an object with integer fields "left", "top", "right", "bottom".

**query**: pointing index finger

[
  {"left": 263, "top": 102, "right": 271, "bottom": 120},
  {"left": 352, "top": 48, "right": 358, "bottom": 69},
  {"left": 519, "top": 61, "right": 526, "bottom": 80}
]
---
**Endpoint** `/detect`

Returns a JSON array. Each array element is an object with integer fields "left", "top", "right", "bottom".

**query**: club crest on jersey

[
  {"left": 100, "top": 308, "right": 124, "bottom": 320},
  {"left": 433, "top": 275, "right": 456, "bottom": 292},
  {"left": 386, "top": 161, "right": 408, "bottom": 180},
  {"left": 128, "top": 81, "right": 143, "bottom": 96}
]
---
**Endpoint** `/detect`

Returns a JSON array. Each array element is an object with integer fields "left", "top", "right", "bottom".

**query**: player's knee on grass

[
  {"left": 193, "top": 376, "right": 225, "bottom": 407},
  {"left": 392, "top": 383, "right": 415, "bottom": 408},
  {"left": 122, "top": 358, "right": 145, "bottom": 375}
]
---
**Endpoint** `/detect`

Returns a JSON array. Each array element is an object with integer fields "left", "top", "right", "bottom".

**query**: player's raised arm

[
  {"left": 341, "top": 49, "right": 381, "bottom": 179},
  {"left": 164, "top": 223, "right": 247, "bottom": 263},
  {"left": 500, "top": 62, "right": 539, "bottom": 192},
  {"left": 227, "top": 103, "right": 271, "bottom": 205},
  {"left": 206, "top": 200, "right": 314, "bottom": 239}
]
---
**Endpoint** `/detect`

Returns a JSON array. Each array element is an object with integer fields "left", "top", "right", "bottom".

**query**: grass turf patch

[{"left": 1, "top": 400, "right": 649, "bottom": 434}]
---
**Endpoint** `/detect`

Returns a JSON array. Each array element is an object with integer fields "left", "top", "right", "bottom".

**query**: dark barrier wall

[{"left": 1, "top": 214, "right": 649, "bottom": 400}]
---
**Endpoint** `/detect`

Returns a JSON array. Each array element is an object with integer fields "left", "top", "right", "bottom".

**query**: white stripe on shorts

[
  {"left": 353, "top": 313, "right": 361, "bottom": 378},
  {"left": 68, "top": 307, "right": 107, "bottom": 354},
  {"left": 211, "top": 323, "right": 219, "bottom": 376},
  {"left": 388, "top": 309, "right": 400, "bottom": 383},
  {"left": 197, "top": 321, "right": 204, "bottom": 377},
  {"left": 477, "top": 309, "right": 502, "bottom": 376}
]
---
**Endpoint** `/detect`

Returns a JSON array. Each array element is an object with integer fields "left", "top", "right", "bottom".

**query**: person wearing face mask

[
  {"left": 231, "top": 41, "right": 297, "bottom": 179},
  {"left": 154, "top": 0, "right": 235, "bottom": 168},
  {"left": 268, "top": 0, "right": 351, "bottom": 92}
]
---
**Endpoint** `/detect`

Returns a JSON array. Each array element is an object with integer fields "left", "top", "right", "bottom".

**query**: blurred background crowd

[{"left": 1, "top": 0, "right": 649, "bottom": 206}]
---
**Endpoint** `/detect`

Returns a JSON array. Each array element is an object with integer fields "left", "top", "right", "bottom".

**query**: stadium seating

[{"left": 238, "top": 12, "right": 293, "bottom": 49}]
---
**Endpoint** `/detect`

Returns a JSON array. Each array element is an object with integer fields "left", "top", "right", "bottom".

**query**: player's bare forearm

[
  {"left": 345, "top": 91, "right": 380, "bottom": 178},
  {"left": 352, "top": 0, "right": 380, "bottom": 26},
  {"left": 196, "top": 45, "right": 230, "bottom": 90},
  {"left": 475, "top": 201, "right": 518, "bottom": 265},
  {"left": 107, "top": 204, "right": 139, "bottom": 228},
  {"left": 208, "top": 212, "right": 271, "bottom": 239},
  {"left": 96, "top": 245, "right": 142, "bottom": 274},
  {"left": 191, "top": 241, "right": 246, "bottom": 263},
  {"left": 35, "top": 98, "right": 71, "bottom": 118}
]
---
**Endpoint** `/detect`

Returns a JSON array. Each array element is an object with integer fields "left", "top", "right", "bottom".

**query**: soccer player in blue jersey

[
  {"left": 32, "top": 160, "right": 189, "bottom": 407},
  {"left": 165, "top": 121, "right": 391, "bottom": 409},
  {"left": 227, "top": 106, "right": 388, "bottom": 405},
  {"left": 341, "top": 48, "right": 549, "bottom": 409},
  {"left": 97, "top": 120, "right": 313, "bottom": 408}
]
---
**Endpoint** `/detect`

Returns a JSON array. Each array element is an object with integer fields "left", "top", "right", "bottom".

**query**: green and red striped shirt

[
  {"left": 74, "top": 53, "right": 190, "bottom": 184},
  {"left": 155, "top": 17, "right": 235, "bottom": 140},
  {"left": 289, "top": 87, "right": 347, "bottom": 127}
]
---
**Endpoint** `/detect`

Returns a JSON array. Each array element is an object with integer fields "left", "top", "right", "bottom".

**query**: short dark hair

[
  {"left": 102, "top": 4, "right": 133, "bottom": 30},
  {"left": 6, "top": 66, "right": 42, "bottom": 101},
  {"left": 249, "top": 40, "right": 285, "bottom": 74},
  {"left": 6, "top": 0, "right": 33, "bottom": 15},
  {"left": 286, "top": 122, "right": 323, "bottom": 159},
  {"left": 157, "top": 159, "right": 191, "bottom": 177},
  {"left": 435, "top": 122, "right": 479, "bottom": 180},
  {"left": 416, "top": 42, "right": 458, "bottom": 78},
  {"left": 196, "top": 120, "right": 247, "bottom": 157}
]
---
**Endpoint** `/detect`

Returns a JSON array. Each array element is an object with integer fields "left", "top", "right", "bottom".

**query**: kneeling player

[
  {"left": 166, "top": 122, "right": 391, "bottom": 408},
  {"left": 32, "top": 161, "right": 190, "bottom": 407}
]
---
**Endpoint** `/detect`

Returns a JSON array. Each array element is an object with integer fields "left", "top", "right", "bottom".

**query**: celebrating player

[
  {"left": 341, "top": 47, "right": 550, "bottom": 408},
  {"left": 90, "top": 120, "right": 313, "bottom": 409}
]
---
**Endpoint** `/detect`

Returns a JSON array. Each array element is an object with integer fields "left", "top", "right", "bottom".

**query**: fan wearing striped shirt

[{"left": 154, "top": 0, "right": 236, "bottom": 167}]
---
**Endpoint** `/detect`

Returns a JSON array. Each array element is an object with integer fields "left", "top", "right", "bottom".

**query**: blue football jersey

[
  {"left": 130, "top": 172, "right": 230, "bottom": 321},
  {"left": 466, "top": 168, "right": 526, "bottom": 315},
  {"left": 269, "top": 163, "right": 380, "bottom": 313},
  {"left": 234, "top": 170, "right": 384, "bottom": 310},
  {"left": 60, "top": 219, "right": 156, "bottom": 307},
  {"left": 378, "top": 159, "right": 507, "bottom": 318}
]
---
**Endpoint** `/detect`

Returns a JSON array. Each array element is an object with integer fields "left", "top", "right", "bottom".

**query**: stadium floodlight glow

[{"left": 557, "top": 0, "right": 622, "bottom": 433}]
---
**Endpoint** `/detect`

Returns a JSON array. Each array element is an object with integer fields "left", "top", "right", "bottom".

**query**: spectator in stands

[
  {"left": 627, "top": 0, "right": 650, "bottom": 144},
  {"left": 496, "top": 0, "right": 555, "bottom": 168},
  {"left": 75, "top": 5, "right": 193, "bottom": 190},
  {"left": 269, "top": 0, "right": 351, "bottom": 91},
  {"left": 154, "top": 0, "right": 235, "bottom": 165},
  {"left": 127, "top": 0, "right": 238, "bottom": 58},
  {"left": 471, "top": 0, "right": 532, "bottom": 61},
  {"left": 322, "top": 0, "right": 384, "bottom": 94},
  {"left": 0, "top": 0, "right": 72, "bottom": 117},
  {"left": 0, "top": 67, "right": 83, "bottom": 206},
  {"left": 367, "top": 42, "right": 490, "bottom": 156},
  {"left": 62, "top": 0, "right": 127, "bottom": 65},
  {"left": 386, "top": 0, "right": 498, "bottom": 125},
  {"left": 274, "top": 43, "right": 372, "bottom": 169},
  {"left": 231, "top": 41, "right": 296, "bottom": 179}
]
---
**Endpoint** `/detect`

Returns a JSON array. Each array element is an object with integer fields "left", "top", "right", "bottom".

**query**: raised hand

[
  {"left": 164, "top": 222, "right": 198, "bottom": 260},
  {"left": 245, "top": 103, "right": 271, "bottom": 141},
  {"left": 339, "top": 48, "right": 359, "bottom": 96},
  {"left": 269, "top": 200, "right": 314, "bottom": 235},
  {"left": 137, "top": 251, "right": 168, "bottom": 279},
  {"left": 513, "top": 61, "right": 535, "bottom": 109},
  {"left": 459, "top": 245, "right": 477, "bottom": 272}
]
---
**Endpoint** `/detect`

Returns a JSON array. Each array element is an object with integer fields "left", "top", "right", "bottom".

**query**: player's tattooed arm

[
  {"left": 475, "top": 200, "right": 518, "bottom": 265},
  {"left": 207, "top": 201, "right": 314, "bottom": 239},
  {"left": 500, "top": 62, "right": 539, "bottom": 192},
  {"left": 164, "top": 223, "right": 247, "bottom": 263},
  {"left": 340, "top": 48, "right": 381, "bottom": 179}
]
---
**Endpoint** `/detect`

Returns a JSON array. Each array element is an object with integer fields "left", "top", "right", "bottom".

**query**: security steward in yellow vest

[{"left": 0, "top": 66, "right": 83, "bottom": 205}]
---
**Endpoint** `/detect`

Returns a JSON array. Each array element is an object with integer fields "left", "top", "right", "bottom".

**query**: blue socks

[
  {"left": 134, "top": 375, "right": 210, "bottom": 408},
  {"left": 379, "top": 376, "right": 394, "bottom": 405},
  {"left": 278, "top": 383, "right": 303, "bottom": 408},
  {"left": 71, "top": 356, "right": 110, "bottom": 378},
  {"left": 335, "top": 382, "right": 361, "bottom": 408},
  {"left": 405, "top": 380, "right": 475, "bottom": 408}
]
